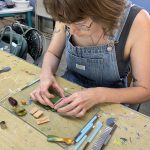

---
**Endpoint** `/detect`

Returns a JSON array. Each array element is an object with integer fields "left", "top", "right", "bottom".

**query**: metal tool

[
  {"left": 83, "top": 121, "right": 102, "bottom": 150},
  {"left": 20, "top": 78, "right": 40, "bottom": 91},
  {"left": 73, "top": 125, "right": 95, "bottom": 150},
  {"left": 93, "top": 119, "right": 117, "bottom": 150},
  {"left": 93, "top": 126, "right": 112, "bottom": 150},
  {"left": 0, "top": 66, "right": 11, "bottom": 74},
  {"left": 74, "top": 113, "right": 99, "bottom": 143}
]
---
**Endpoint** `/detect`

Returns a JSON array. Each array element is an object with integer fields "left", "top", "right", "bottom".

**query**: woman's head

[{"left": 44, "top": 0, "right": 127, "bottom": 34}]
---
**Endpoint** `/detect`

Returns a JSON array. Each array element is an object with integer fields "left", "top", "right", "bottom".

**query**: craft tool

[
  {"left": 83, "top": 121, "right": 103, "bottom": 150},
  {"left": 47, "top": 135, "right": 74, "bottom": 145},
  {"left": 93, "top": 126, "right": 112, "bottom": 150},
  {"left": 74, "top": 113, "right": 99, "bottom": 143},
  {"left": 101, "top": 124, "right": 117, "bottom": 149},
  {"left": 93, "top": 119, "right": 117, "bottom": 150},
  {"left": 0, "top": 66, "right": 11, "bottom": 74},
  {"left": 73, "top": 126, "right": 95, "bottom": 150},
  {"left": 74, "top": 134, "right": 87, "bottom": 150},
  {"left": 75, "top": 123, "right": 93, "bottom": 143},
  {"left": 20, "top": 78, "right": 40, "bottom": 91}
]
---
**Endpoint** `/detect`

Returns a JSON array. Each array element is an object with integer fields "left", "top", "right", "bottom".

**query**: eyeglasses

[{"left": 66, "top": 20, "right": 93, "bottom": 31}]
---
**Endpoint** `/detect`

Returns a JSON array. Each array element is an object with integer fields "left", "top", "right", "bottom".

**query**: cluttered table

[{"left": 0, "top": 51, "right": 150, "bottom": 150}]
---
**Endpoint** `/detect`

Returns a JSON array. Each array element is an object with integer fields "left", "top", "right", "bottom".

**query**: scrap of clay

[
  {"left": 33, "top": 110, "right": 43, "bottom": 118},
  {"left": 21, "top": 99, "right": 27, "bottom": 105},
  {"left": 29, "top": 107, "right": 39, "bottom": 115},
  {"left": 36, "top": 116, "right": 49, "bottom": 125}
]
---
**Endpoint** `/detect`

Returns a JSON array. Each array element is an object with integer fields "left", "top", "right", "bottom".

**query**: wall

[{"left": 131, "top": 0, "right": 150, "bottom": 12}]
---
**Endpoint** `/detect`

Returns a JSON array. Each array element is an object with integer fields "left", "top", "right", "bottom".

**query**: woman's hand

[
  {"left": 54, "top": 88, "right": 99, "bottom": 117},
  {"left": 30, "top": 75, "right": 64, "bottom": 108}
]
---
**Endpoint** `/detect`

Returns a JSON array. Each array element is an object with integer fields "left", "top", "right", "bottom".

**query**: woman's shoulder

[
  {"left": 129, "top": 9, "right": 150, "bottom": 44},
  {"left": 132, "top": 9, "right": 150, "bottom": 31},
  {"left": 134, "top": 9, "right": 150, "bottom": 26},
  {"left": 55, "top": 21, "right": 66, "bottom": 30}
]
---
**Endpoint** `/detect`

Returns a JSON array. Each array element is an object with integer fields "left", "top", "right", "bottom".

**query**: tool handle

[{"left": 0, "top": 66, "right": 11, "bottom": 73}]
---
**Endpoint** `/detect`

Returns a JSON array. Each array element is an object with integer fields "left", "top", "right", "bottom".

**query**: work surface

[
  {"left": 0, "top": 51, "right": 150, "bottom": 150},
  {"left": 0, "top": 51, "right": 40, "bottom": 101}
]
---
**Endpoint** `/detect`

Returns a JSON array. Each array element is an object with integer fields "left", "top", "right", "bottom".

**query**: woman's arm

[
  {"left": 97, "top": 9, "right": 150, "bottom": 104},
  {"left": 30, "top": 22, "right": 66, "bottom": 107},
  {"left": 41, "top": 21, "right": 66, "bottom": 78}
]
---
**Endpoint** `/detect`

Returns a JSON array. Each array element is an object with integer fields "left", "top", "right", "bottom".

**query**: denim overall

[{"left": 63, "top": 2, "right": 132, "bottom": 89}]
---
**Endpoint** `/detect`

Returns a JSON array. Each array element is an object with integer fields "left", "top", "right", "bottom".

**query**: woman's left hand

[{"left": 54, "top": 88, "right": 99, "bottom": 117}]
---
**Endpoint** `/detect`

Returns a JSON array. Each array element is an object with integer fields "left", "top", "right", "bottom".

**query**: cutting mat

[{"left": 0, "top": 82, "right": 100, "bottom": 149}]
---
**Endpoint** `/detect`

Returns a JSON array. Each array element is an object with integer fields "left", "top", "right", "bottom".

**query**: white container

[
  {"left": 0, "top": 1, "right": 5, "bottom": 10},
  {"left": 14, "top": 0, "right": 30, "bottom": 9}
]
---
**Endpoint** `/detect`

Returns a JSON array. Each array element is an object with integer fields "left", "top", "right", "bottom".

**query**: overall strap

[{"left": 115, "top": 5, "right": 142, "bottom": 78}]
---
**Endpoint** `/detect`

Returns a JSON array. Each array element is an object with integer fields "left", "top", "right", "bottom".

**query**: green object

[
  {"left": 51, "top": 95, "right": 61, "bottom": 104},
  {"left": 35, "top": 90, "right": 61, "bottom": 112},
  {"left": 14, "top": 106, "right": 27, "bottom": 116},
  {"left": 47, "top": 135, "right": 74, "bottom": 145},
  {"left": 35, "top": 89, "right": 69, "bottom": 112},
  {"left": 49, "top": 89, "right": 61, "bottom": 104}
]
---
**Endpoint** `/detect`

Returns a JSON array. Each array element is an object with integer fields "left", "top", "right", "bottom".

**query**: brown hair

[{"left": 43, "top": 0, "right": 127, "bottom": 34}]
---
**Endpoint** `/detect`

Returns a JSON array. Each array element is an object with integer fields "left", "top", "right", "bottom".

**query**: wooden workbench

[
  {"left": 0, "top": 51, "right": 150, "bottom": 150},
  {"left": 0, "top": 106, "right": 62, "bottom": 150},
  {"left": 0, "top": 51, "right": 40, "bottom": 101}
]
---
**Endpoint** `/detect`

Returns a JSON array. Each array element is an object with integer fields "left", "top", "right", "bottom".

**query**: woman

[{"left": 31, "top": 0, "right": 150, "bottom": 117}]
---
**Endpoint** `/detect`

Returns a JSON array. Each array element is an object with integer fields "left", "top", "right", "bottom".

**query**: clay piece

[
  {"left": 8, "top": 97, "right": 18, "bottom": 107},
  {"left": 0, "top": 121, "right": 7, "bottom": 129},
  {"left": 29, "top": 107, "right": 39, "bottom": 115},
  {"left": 21, "top": 99, "right": 27, "bottom": 105},
  {"left": 33, "top": 110, "right": 43, "bottom": 118},
  {"left": 14, "top": 106, "right": 27, "bottom": 116},
  {"left": 36, "top": 116, "right": 49, "bottom": 125}
]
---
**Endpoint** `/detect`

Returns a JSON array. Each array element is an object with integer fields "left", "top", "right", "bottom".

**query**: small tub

[{"left": 14, "top": 0, "right": 30, "bottom": 9}]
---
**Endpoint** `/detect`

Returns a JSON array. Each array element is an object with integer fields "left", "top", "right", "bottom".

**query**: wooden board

[
  {"left": 0, "top": 106, "right": 62, "bottom": 150},
  {"left": 0, "top": 51, "right": 40, "bottom": 101},
  {"left": 1, "top": 51, "right": 150, "bottom": 150},
  {"left": 0, "top": 82, "right": 100, "bottom": 149}
]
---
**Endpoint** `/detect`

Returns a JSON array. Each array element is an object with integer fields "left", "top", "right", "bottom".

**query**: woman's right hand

[{"left": 30, "top": 75, "right": 65, "bottom": 108}]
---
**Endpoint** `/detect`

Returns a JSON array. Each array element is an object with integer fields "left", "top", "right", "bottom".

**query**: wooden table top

[
  {"left": 0, "top": 106, "right": 62, "bottom": 150},
  {"left": 0, "top": 51, "right": 150, "bottom": 150},
  {"left": 0, "top": 51, "right": 40, "bottom": 101}
]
